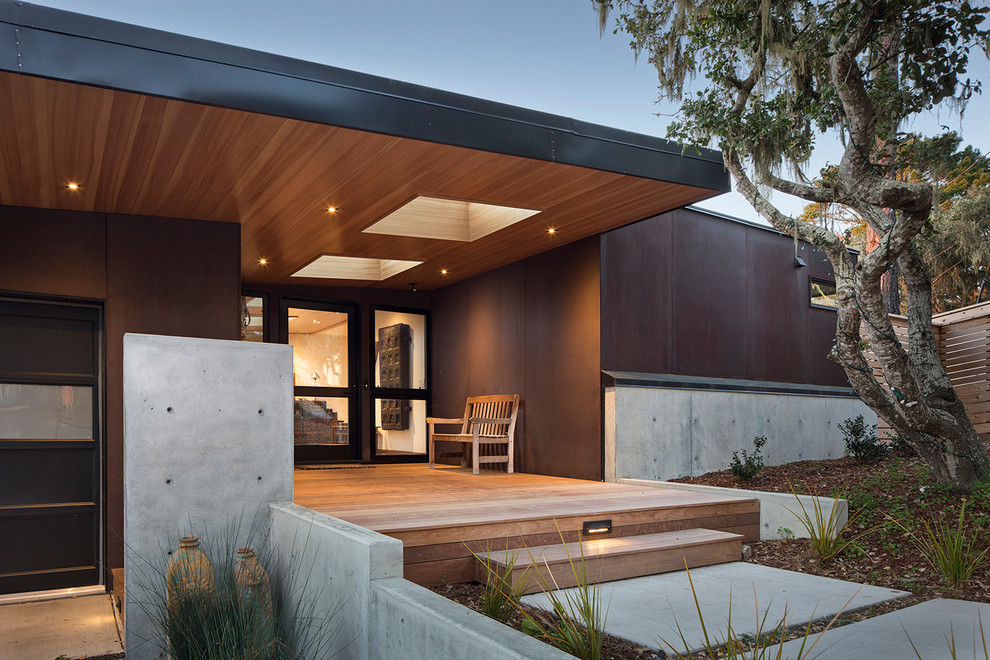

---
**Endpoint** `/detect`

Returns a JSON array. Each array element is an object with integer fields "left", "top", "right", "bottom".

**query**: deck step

[{"left": 477, "top": 528, "right": 743, "bottom": 595}]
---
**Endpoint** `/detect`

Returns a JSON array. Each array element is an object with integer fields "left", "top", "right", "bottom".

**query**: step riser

[{"left": 480, "top": 537, "right": 742, "bottom": 595}]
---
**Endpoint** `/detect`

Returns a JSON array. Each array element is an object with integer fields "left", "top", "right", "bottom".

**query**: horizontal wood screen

[{"left": 865, "top": 301, "right": 990, "bottom": 436}]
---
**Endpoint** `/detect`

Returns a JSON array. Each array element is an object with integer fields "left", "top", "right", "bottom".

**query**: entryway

[{"left": 241, "top": 294, "right": 431, "bottom": 464}]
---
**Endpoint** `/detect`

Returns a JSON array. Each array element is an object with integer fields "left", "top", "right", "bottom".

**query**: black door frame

[
  {"left": 369, "top": 304, "right": 432, "bottom": 463},
  {"left": 0, "top": 293, "right": 105, "bottom": 595},
  {"left": 279, "top": 296, "right": 361, "bottom": 463}
]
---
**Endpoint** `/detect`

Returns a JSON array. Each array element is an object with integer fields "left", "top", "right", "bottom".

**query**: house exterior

[{"left": 0, "top": 2, "right": 865, "bottom": 601}]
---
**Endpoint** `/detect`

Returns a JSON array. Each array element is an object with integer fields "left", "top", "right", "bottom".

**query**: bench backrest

[{"left": 462, "top": 394, "right": 520, "bottom": 438}]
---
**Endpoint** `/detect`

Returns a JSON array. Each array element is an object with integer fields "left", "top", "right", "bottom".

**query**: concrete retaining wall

[
  {"left": 269, "top": 503, "right": 569, "bottom": 660},
  {"left": 122, "top": 334, "right": 294, "bottom": 659},
  {"left": 605, "top": 384, "right": 875, "bottom": 481},
  {"left": 619, "top": 478, "right": 848, "bottom": 541}
]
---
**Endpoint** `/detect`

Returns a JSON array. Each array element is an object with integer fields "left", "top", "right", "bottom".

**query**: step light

[{"left": 582, "top": 519, "right": 612, "bottom": 535}]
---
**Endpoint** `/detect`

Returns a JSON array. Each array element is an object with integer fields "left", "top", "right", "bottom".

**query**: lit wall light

[{"left": 581, "top": 519, "right": 612, "bottom": 535}]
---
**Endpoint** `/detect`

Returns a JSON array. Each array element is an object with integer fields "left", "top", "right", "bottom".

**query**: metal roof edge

[{"left": 601, "top": 371, "right": 858, "bottom": 398}]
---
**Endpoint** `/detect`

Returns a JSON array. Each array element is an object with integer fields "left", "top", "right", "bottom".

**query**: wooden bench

[{"left": 427, "top": 394, "right": 520, "bottom": 474}]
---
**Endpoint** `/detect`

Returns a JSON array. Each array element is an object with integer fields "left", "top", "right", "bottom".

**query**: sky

[{"left": 35, "top": 0, "right": 990, "bottom": 225}]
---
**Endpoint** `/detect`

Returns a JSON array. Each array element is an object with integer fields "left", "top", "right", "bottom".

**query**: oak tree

[{"left": 596, "top": 0, "right": 990, "bottom": 490}]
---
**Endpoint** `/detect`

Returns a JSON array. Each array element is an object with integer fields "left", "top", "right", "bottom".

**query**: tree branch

[{"left": 766, "top": 173, "right": 840, "bottom": 204}]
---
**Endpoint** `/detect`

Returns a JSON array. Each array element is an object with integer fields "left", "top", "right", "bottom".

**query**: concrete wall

[
  {"left": 619, "top": 478, "right": 849, "bottom": 541},
  {"left": 269, "top": 503, "right": 569, "bottom": 660},
  {"left": 605, "top": 384, "right": 875, "bottom": 481},
  {"left": 122, "top": 334, "right": 293, "bottom": 659}
]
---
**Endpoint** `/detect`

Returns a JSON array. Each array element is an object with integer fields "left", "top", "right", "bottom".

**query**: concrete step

[{"left": 477, "top": 528, "right": 744, "bottom": 595}]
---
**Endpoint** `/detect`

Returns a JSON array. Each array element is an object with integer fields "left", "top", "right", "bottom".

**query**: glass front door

[{"left": 281, "top": 299, "right": 359, "bottom": 462}]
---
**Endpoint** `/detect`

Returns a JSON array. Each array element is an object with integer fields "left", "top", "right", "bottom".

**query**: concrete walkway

[
  {"left": 521, "top": 562, "right": 908, "bottom": 655},
  {"left": 0, "top": 594, "right": 124, "bottom": 660},
  {"left": 774, "top": 598, "right": 990, "bottom": 660}
]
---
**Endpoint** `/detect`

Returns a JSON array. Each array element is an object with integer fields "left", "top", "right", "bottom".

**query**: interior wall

[
  {"left": 431, "top": 237, "right": 602, "bottom": 480},
  {"left": 601, "top": 207, "right": 848, "bottom": 387},
  {"left": 0, "top": 204, "right": 241, "bottom": 583}
]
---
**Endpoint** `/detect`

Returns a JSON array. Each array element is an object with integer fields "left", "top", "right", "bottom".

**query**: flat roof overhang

[{"left": 0, "top": 1, "right": 730, "bottom": 290}]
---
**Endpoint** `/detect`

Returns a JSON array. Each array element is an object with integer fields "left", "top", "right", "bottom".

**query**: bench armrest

[
  {"left": 469, "top": 416, "right": 512, "bottom": 424},
  {"left": 426, "top": 417, "right": 465, "bottom": 425}
]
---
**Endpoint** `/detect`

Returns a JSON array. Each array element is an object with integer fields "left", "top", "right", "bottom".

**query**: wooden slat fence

[{"left": 863, "top": 301, "right": 990, "bottom": 436}]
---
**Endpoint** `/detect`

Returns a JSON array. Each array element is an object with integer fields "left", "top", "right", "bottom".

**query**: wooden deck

[{"left": 294, "top": 464, "right": 759, "bottom": 585}]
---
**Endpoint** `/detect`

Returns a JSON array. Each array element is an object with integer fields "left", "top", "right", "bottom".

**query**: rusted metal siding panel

[
  {"left": 601, "top": 207, "right": 848, "bottom": 388},
  {"left": 431, "top": 237, "right": 602, "bottom": 480}
]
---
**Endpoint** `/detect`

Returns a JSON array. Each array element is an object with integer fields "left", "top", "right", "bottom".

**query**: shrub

[
  {"left": 840, "top": 415, "right": 885, "bottom": 464},
  {"left": 892, "top": 498, "right": 990, "bottom": 585},
  {"left": 474, "top": 546, "right": 531, "bottom": 624},
  {"left": 516, "top": 529, "right": 606, "bottom": 660},
  {"left": 730, "top": 435, "right": 766, "bottom": 481},
  {"left": 786, "top": 488, "right": 879, "bottom": 563}
]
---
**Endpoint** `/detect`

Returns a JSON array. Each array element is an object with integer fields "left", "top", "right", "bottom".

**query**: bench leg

[
  {"left": 472, "top": 437, "right": 480, "bottom": 475},
  {"left": 428, "top": 435, "right": 434, "bottom": 468},
  {"left": 507, "top": 439, "right": 513, "bottom": 474}
]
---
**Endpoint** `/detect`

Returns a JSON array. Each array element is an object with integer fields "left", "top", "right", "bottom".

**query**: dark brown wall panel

[
  {"left": 744, "top": 229, "right": 810, "bottom": 382},
  {"left": 601, "top": 208, "right": 848, "bottom": 388},
  {"left": 523, "top": 238, "right": 601, "bottom": 480},
  {"left": 0, "top": 205, "right": 107, "bottom": 300},
  {"left": 670, "top": 213, "right": 749, "bottom": 379},
  {"left": 600, "top": 213, "right": 672, "bottom": 374},
  {"left": 432, "top": 237, "right": 601, "bottom": 480},
  {"left": 104, "top": 214, "right": 241, "bottom": 571}
]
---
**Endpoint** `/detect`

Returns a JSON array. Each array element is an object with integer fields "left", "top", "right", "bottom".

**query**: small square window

[{"left": 811, "top": 279, "right": 837, "bottom": 309}]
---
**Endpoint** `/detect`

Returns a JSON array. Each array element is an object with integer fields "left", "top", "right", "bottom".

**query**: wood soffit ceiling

[{"left": 0, "top": 71, "right": 722, "bottom": 290}]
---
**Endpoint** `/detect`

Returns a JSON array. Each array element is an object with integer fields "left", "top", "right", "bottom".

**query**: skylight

[
  {"left": 291, "top": 256, "right": 422, "bottom": 281},
  {"left": 362, "top": 196, "right": 540, "bottom": 242}
]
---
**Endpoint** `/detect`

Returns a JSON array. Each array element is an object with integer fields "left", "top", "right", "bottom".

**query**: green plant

[
  {"left": 840, "top": 415, "right": 886, "bottom": 464},
  {"left": 892, "top": 498, "right": 990, "bottom": 585},
  {"left": 776, "top": 527, "right": 794, "bottom": 539},
  {"left": 786, "top": 487, "right": 878, "bottom": 563},
  {"left": 474, "top": 544, "right": 532, "bottom": 624},
  {"left": 730, "top": 435, "right": 767, "bottom": 481},
  {"left": 516, "top": 529, "right": 606, "bottom": 660},
  {"left": 660, "top": 561, "right": 854, "bottom": 659}
]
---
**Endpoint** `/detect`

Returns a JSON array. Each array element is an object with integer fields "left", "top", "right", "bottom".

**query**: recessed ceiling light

[
  {"left": 326, "top": 206, "right": 337, "bottom": 213},
  {"left": 66, "top": 183, "right": 80, "bottom": 190},
  {"left": 258, "top": 258, "right": 268, "bottom": 266},
  {"left": 440, "top": 268, "right": 448, "bottom": 276},
  {"left": 547, "top": 227, "right": 556, "bottom": 235}
]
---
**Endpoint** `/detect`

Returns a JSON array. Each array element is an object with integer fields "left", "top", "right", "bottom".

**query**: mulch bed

[{"left": 429, "top": 444, "right": 990, "bottom": 658}]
